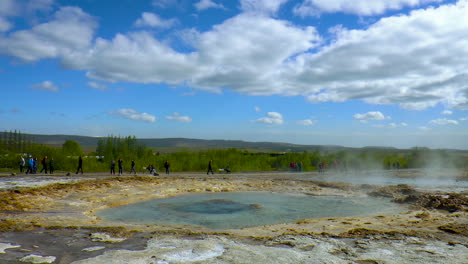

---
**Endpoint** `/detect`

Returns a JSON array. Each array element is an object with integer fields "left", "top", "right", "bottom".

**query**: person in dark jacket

[
  {"left": 49, "top": 158, "right": 55, "bottom": 174},
  {"left": 76, "top": 156, "right": 83, "bottom": 174},
  {"left": 118, "top": 158, "right": 123, "bottom": 175},
  {"left": 207, "top": 160, "right": 214, "bottom": 175},
  {"left": 164, "top": 160, "right": 170, "bottom": 174}
]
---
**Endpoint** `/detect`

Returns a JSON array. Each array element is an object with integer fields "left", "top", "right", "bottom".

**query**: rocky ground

[{"left": 0, "top": 171, "right": 466, "bottom": 263}]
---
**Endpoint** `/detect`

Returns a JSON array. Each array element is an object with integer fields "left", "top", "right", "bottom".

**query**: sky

[{"left": 1, "top": 0, "right": 467, "bottom": 149}]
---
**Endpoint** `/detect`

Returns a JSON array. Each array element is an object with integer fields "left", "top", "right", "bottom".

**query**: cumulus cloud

[
  {"left": 300, "top": 1, "right": 468, "bottom": 110},
  {"left": 166, "top": 112, "right": 192, "bottom": 123},
  {"left": 388, "top": 122, "right": 408, "bottom": 128},
  {"left": 460, "top": 117, "right": 468, "bottom": 121},
  {"left": 110, "top": 109, "right": 156, "bottom": 123},
  {"left": 353, "top": 111, "right": 390, "bottom": 123},
  {"left": 32, "top": 81, "right": 59, "bottom": 92},
  {"left": 255, "top": 112, "right": 284, "bottom": 125},
  {"left": 441, "top": 110, "right": 453, "bottom": 115},
  {"left": 297, "top": 119, "right": 317, "bottom": 126},
  {"left": 293, "top": 0, "right": 444, "bottom": 17},
  {"left": 1, "top": 1, "right": 467, "bottom": 111},
  {"left": 194, "top": 0, "right": 224, "bottom": 11},
  {"left": 0, "top": 6, "right": 96, "bottom": 61},
  {"left": 134, "top": 12, "right": 176, "bottom": 28},
  {"left": 88, "top": 81, "right": 107, "bottom": 91},
  {"left": 429, "top": 118, "right": 459, "bottom": 125},
  {"left": 240, "top": 0, "right": 289, "bottom": 15}
]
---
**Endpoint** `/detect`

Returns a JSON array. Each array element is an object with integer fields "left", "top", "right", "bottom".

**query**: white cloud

[
  {"left": 0, "top": 0, "right": 18, "bottom": 16},
  {"left": 300, "top": 1, "right": 468, "bottom": 110},
  {"left": 294, "top": 0, "right": 444, "bottom": 17},
  {"left": 240, "top": 0, "right": 289, "bottom": 15},
  {"left": 88, "top": 81, "right": 107, "bottom": 91},
  {"left": 388, "top": 122, "right": 408, "bottom": 128},
  {"left": 152, "top": 0, "right": 177, "bottom": 8},
  {"left": 429, "top": 118, "right": 459, "bottom": 125},
  {"left": 32, "top": 81, "right": 59, "bottom": 92},
  {"left": 441, "top": 110, "right": 453, "bottom": 115},
  {"left": 353, "top": 111, "right": 390, "bottom": 123},
  {"left": 166, "top": 112, "right": 192, "bottom": 123},
  {"left": 0, "top": 17, "right": 12, "bottom": 32},
  {"left": 297, "top": 119, "right": 317, "bottom": 126},
  {"left": 1, "top": 1, "right": 467, "bottom": 112},
  {"left": 255, "top": 112, "right": 284, "bottom": 125},
  {"left": 418, "top": 126, "right": 432, "bottom": 131},
  {"left": 110, "top": 109, "right": 156, "bottom": 123},
  {"left": 460, "top": 117, "right": 468, "bottom": 121},
  {"left": 0, "top": 7, "right": 96, "bottom": 61},
  {"left": 194, "top": 0, "right": 224, "bottom": 11},
  {"left": 134, "top": 12, "right": 176, "bottom": 28},
  {"left": 255, "top": 106, "right": 261, "bottom": 112}
]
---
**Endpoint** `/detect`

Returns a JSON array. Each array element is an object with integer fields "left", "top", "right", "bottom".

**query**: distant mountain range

[{"left": 2, "top": 132, "right": 465, "bottom": 153}]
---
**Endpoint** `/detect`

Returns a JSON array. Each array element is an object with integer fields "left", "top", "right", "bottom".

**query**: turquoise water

[{"left": 97, "top": 192, "right": 402, "bottom": 229}]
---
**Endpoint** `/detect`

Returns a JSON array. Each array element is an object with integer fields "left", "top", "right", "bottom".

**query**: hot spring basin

[{"left": 97, "top": 192, "right": 403, "bottom": 229}]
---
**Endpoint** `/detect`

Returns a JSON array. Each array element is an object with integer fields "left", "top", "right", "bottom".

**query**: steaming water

[
  {"left": 312, "top": 169, "right": 467, "bottom": 192},
  {"left": 97, "top": 192, "right": 402, "bottom": 229}
]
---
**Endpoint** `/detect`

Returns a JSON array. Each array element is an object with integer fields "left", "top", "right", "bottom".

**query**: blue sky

[{"left": 1, "top": 0, "right": 467, "bottom": 149}]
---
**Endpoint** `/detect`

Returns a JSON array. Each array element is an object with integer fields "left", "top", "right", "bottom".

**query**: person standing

[
  {"left": 19, "top": 156, "right": 25, "bottom": 173},
  {"left": 33, "top": 157, "right": 38, "bottom": 174},
  {"left": 40, "top": 156, "right": 48, "bottom": 174},
  {"left": 118, "top": 158, "right": 123, "bottom": 175},
  {"left": 76, "top": 156, "right": 83, "bottom": 174},
  {"left": 207, "top": 160, "right": 214, "bottom": 175},
  {"left": 130, "top": 160, "right": 136, "bottom": 174},
  {"left": 26, "top": 156, "right": 34, "bottom": 174},
  {"left": 49, "top": 158, "right": 54, "bottom": 174},
  {"left": 110, "top": 160, "right": 116, "bottom": 175},
  {"left": 164, "top": 160, "right": 170, "bottom": 174}
]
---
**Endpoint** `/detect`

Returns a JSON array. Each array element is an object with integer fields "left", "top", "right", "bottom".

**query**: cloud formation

[
  {"left": 429, "top": 118, "right": 459, "bottom": 125},
  {"left": 194, "top": 0, "right": 224, "bottom": 11},
  {"left": 255, "top": 112, "right": 284, "bottom": 125},
  {"left": 32, "top": 81, "right": 59, "bottom": 92},
  {"left": 353, "top": 111, "right": 390, "bottom": 123},
  {"left": 1, "top": 1, "right": 467, "bottom": 111},
  {"left": 0, "top": 7, "right": 96, "bottom": 61},
  {"left": 110, "top": 109, "right": 156, "bottom": 123},
  {"left": 297, "top": 119, "right": 317, "bottom": 126},
  {"left": 441, "top": 110, "right": 453, "bottom": 115},
  {"left": 166, "top": 112, "right": 192, "bottom": 123},
  {"left": 134, "top": 12, "right": 177, "bottom": 28},
  {"left": 88, "top": 81, "right": 107, "bottom": 91},
  {"left": 293, "top": 0, "right": 444, "bottom": 16}
]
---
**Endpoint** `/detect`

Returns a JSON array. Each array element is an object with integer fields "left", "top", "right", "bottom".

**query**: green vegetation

[{"left": 0, "top": 131, "right": 467, "bottom": 173}]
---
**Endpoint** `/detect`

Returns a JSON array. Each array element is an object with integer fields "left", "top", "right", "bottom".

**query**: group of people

[
  {"left": 289, "top": 161, "right": 303, "bottom": 172},
  {"left": 20, "top": 155, "right": 55, "bottom": 174}
]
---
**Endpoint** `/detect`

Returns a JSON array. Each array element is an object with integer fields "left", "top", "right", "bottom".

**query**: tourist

[
  {"left": 26, "top": 156, "right": 34, "bottom": 174},
  {"left": 76, "top": 156, "right": 83, "bottom": 174},
  {"left": 164, "top": 160, "right": 170, "bottom": 174},
  {"left": 19, "top": 155, "right": 25, "bottom": 173},
  {"left": 111, "top": 160, "right": 115, "bottom": 175},
  {"left": 33, "top": 157, "right": 38, "bottom": 174},
  {"left": 49, "top": 158, "right": 54, "bottom": 174},
  {"left": 130, "top": 160, "right": 136, "bottom": 174},
  {"left": 207, "top": 160, "right": 214, "bottom": 175},
  {"left": 40, "top": 156, "right": 48, "bottom": 174},
  {"left": 118, "top": 158, "right": 123, "bottom": 175}
]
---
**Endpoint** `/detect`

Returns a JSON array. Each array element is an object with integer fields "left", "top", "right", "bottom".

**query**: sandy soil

[{"left": 0, "top": 172, "right": 466, "bottom": 263}]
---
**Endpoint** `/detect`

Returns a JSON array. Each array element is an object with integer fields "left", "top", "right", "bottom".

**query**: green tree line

[{"left": 0, "top": 131, "right": 466, "bottom": 173}]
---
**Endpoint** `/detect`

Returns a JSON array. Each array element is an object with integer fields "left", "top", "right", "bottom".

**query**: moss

[{"left": 0, "top": 219, "right": 36, "bottom": 232}]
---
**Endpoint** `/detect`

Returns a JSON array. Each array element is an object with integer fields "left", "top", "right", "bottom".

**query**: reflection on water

[{"left": 97, "top": 192, "right": 403, "bottom": 229}]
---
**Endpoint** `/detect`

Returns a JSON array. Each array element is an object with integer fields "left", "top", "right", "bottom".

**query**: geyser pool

[{"left": 97, "top": 192, "right": 403, "bottom": 229}]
